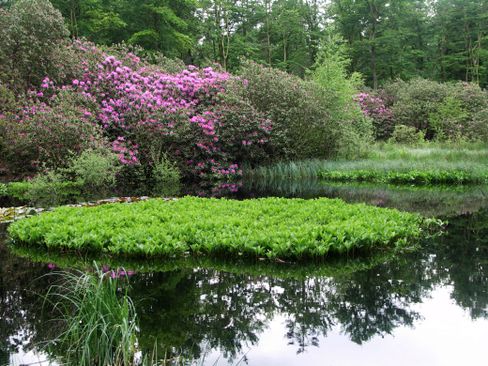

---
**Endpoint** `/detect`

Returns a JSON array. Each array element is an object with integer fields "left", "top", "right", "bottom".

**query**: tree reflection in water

[{"left": 0, "top": 208, "right": 488, "bottom": 364}]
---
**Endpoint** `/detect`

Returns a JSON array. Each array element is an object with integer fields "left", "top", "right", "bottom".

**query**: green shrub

[
  {"left": 0, "top": 0, "right": 74, "bottom": 91},
  {"left": 334, "top": 123, "right": 372, "bottom": 159},
  {"left": 8, "top": 197, "right": 437, "bottom": 259},
  {"left": 467, "top": 108, "right": 488, "bottom": 141},
  {"left": 382, "top": 79, "right": 488, "bottom": 142},
  {"left": 310, "top": 32, "right": 365, "bottom": 127},
  {"left": 2, "top": 179, "right": 84, "bottom": 206},
  {"left": 237, "top": 60, "right": 335, "bottom": 160},
  {"left": 238, "top": 60, "right": 373, "bottom": 160},
  {"left": 65, "top": 149, "right": 120, "bottom": 194},
  {"left": 428, "top": 96, "right": 468, "bottom": 141},
  {"left": 0, "top": 82, "right": 16, "bottom": 113},
  {"left": 450, "top": 82, "right": 488, "bottom": 115},
  {"left": 0, "top": 182, "right": 7, "bottom": 196},
  {"left": 388, "top": 78, "right": 450, "bottom": 138},
  {"left": 152, "top": 154, "right": 181, "bottom": 196},
  {"left": 5, "top": 181, "right": 33, "bottom": 202},
  {"left": 23, "top": 170, "right": 82, "bottom": 206},
  {"left": 389, "top": 125, "right": 425, "bottom": 145},
  {"left": 1, "top": 90, "right": 105, "bottom": 175}
]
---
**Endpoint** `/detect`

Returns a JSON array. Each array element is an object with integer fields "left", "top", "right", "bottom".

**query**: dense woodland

[{"left": 0, "top": 0, "right": 485, "bottom": 87}]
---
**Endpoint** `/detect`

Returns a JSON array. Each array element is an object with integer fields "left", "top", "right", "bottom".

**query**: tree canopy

[{"left": 2, "top": 0, "right": 488, "bottom": 87}]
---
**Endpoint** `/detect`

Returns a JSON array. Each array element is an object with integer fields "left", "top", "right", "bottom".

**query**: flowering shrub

[
  {"left": 1, "top": 90, "right": 105, "bottom": 176},
  {"left": 355, "top": 92, "right": 394, "bottom": 140},
  {"left": 11, "top": 46, "right": 271, "bottom": 182}
]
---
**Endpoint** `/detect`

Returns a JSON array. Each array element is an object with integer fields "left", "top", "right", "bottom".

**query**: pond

[{"left": 1, "top": 180, "right": 488, "bottom": 365}]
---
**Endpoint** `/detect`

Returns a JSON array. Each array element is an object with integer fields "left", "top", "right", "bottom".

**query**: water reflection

[
  {"left": 0, "top": 226, "right": 60, "bottom": 366},
  {"left": 1, "top": 207, "right": 488, "bottom": 364},
  {"left": 241, "top": 179, "right": 488, "bottom": 217}
]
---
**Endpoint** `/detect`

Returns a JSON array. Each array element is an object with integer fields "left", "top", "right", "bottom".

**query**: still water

[{"left": 1, "top": 181, "right": 488, "bottom": 365}]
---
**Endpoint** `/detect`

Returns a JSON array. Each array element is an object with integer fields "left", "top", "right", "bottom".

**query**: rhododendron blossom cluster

[
  {"left": 355, "top": 92, "right": 394, "bottom": 139},
  {"left": 24, "top": 48, "right": 271, "bottom": 180}
]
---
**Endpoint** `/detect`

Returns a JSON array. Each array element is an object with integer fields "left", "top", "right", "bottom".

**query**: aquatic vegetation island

[{"left": 7, "top": 197, "right": 435, "bottom": 260}]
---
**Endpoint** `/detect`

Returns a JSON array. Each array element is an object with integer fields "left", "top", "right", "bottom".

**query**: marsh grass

[
  {"left": 242, "top": 179, "right": 488, "bottom": 217},
  {"left": 247, "top": 143, "right": 488, "bottom": 184},
  {"left": 367, "top": 142, "right": 488, "bottom": 163},
  {"left": 45, "top": 267, "right": 140, "bottom": 366}
]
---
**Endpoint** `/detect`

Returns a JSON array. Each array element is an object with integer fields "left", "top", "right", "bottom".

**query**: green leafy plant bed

[
  {"left": 8, "top": 197, "right": 439, "bottom": 260},
  {"left": 318, "top": 169, "right": 488, "bottom": 185}
]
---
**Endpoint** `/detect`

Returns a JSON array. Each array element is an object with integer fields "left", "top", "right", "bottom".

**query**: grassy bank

[
  {"left": 247, "top": 143, "right": 488, "bottom": 185},
  {"left": 7, "top": 197, "right": 436, "bottom": 260},
  {"left": 242, "top": 180, "right": 488, "bottom": 217}
]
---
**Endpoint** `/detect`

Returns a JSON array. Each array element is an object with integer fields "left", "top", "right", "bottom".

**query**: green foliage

[
  {"left": 468, "top": 108, "right": 488, "bottom": 142},
  {"left": 2, "top": 181, "right": 32, "bottom": 201},
  {"left": 428, "top": 96, "right": 468, "bottom": 141},
  {"left": 389, "top": 125, "right": 425, "bottom": 145},
  {"left": 45, "top": 268, "right": 139, "bottom": 366},
  {"left": 151, "top": 154, "right": 181, "bottom": 196},
  {"left": 23, "top": 171, "right": 83, "bottom": 206},
  {"left": 0, "top": 176, "right": 83, "bottom": 206},
  {"left": 0, "top": 148, "right": 120, "bottom": 206},
  {"left": 319, "top": 170, "right": 486, "bottom": 185},
  {"left": 65, "top": 149, "right": 120, "bottom": 194},
  {"left": 334, "top": 124, "right": 372, "bottom": 160},
  {"left": 37, "top": 0, "right": 488, "bottom": 87},
  {"left": 310, "top": 31, "right": 363, "bottom": 123},
  {"left": 332, "top": 0, "right": 488, "bottom": 88},
  {"left": 316, "top": 144, "right": 488, "bottom": 185},
  {"left": 238, "top": 59, "right": 371, "bottom": 160},
  {"left": 382, "top": 79, "right": 488, "bottom": 142},
  {"left": 8, "top": 196, "right": 436, "bottom": 260},
  {"left": 1, "top": 90, "right": 106, "bottom": 175},
  {"left": 0, "top": 0, "right": 73, "bottom": 91},
  {"left": 0, "top": 82, "right": 16, "bottom": 113},
  {"left": 310, "top": 31, "right": 373, "bottom": 158},
  {"left": 237, "top": 60, "right": 331, "bottom": 159},
  {"left": 250, "top": 143, "right": 488, "bottom": 185},
  {"left": 388, "top": 78, "right": 450, "bottom": 138},
  {"left": 52, "top": 0, "right": 197, "bottom": 58},
  {"left": 0, "top": 183, "right": 7, "bottom": 197}
]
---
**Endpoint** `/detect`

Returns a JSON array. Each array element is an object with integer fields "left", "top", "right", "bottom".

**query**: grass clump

[
  {"left": 45, "top": 268, "right": 139, "bottom": 366},
  {"left": 8, "top": 197, "right": 437, "bottom": 260}
]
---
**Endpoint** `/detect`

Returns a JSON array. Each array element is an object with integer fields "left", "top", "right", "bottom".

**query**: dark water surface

[{"left": 1, "top": 181, "right": 488, "bottom": 365}]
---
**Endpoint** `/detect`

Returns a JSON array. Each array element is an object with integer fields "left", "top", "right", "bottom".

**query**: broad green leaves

[{"left": 8, "top": 196, "right": 436, "bottom": 259}]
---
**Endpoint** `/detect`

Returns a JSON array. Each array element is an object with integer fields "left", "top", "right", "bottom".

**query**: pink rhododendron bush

[
  {"left": 1, "top": 42, "right": 272, "bottom": 183},
  {"left": 355, "top": 92, "right": 394, "bottom": 140}
]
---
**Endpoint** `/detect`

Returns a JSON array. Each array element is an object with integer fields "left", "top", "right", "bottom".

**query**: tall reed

[{"left": 45, "top": 267, "right": 140, "bottom": 366}]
